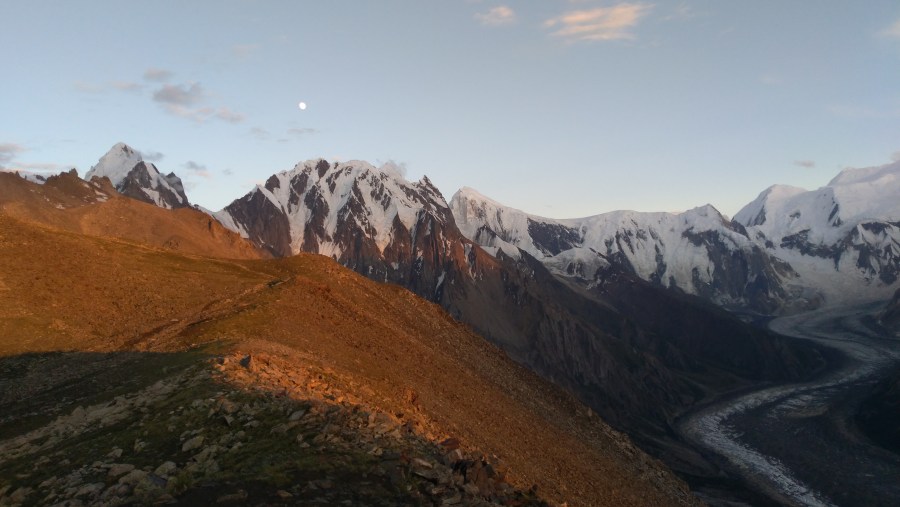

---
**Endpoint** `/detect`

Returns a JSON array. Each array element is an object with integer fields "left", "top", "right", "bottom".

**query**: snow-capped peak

[
  {"left": 734, "top": 185, "right": 808, "bottom": 228},
  {"left": 218, "top": 158, "right": 452, "bottom": 257},
  {"left": 84, "top": 142, "right": 189, "bottom": 209},
  {"left": 85, "top": 142, "right": 144, "bottom": 185},
  {"left": 827, "top": 160, "right": 900, "bottom": 187},
  {"left": 735, "top": 160, "right": 900, "bottom": 244}
]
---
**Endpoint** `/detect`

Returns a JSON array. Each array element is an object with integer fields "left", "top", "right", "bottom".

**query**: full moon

[{"left": 298, "top": 102, "right": 307, "bottom": 110}]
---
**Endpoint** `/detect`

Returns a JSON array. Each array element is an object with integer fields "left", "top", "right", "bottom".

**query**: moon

[{"left": 298, "top": 102, "right": 307, "bottom": 110}]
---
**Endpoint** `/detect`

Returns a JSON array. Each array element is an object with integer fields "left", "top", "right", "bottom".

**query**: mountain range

[
  {"left": 79, "top": 143, "right": 900, "bottom": 318},
  {"left": 7, "top": 142, "right": 899, "bottom": 504}
]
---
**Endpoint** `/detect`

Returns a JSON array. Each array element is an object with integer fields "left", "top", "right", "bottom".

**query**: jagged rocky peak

[
  {"left": 84, "top": 142, "right": 189, "bottom": 209},
  {"left": 215, "top": 158, "right": 456, "bottom": 259}
]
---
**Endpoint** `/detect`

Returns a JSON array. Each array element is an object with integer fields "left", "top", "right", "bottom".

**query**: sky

[{"left": 2, "top": 1, "right": 899, "bottom": 218}]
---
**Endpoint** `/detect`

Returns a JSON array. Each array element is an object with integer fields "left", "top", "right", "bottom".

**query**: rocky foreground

[{"left": 0, "top": 351, "right": 549, "bottom": 506}]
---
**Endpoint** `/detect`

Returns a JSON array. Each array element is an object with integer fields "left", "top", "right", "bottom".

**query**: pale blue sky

[{"left": 2, "top": 1, "right": 899, "bottom": 218}]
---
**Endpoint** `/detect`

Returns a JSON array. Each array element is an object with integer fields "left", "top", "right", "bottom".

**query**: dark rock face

[
  {"left": 115, "top": 162, "right": 190, "bottom": 210},
  {"left": 776, "top": 221, "right": 900, "bottom": 284},
  {"left": 217, "top": 161, "right": 461, "bottom": 298},
  {"left": 851, "top": 222, "right": 900, "bottom": 284},
  {"left": 525, "top": 219, "right": 581, "bottom": 256},
  {"left": 221, "top": 188, "right": 292, "bottom": 257},
  {"left": 681, "top": 228, "right": 798, "bottom": 314},
  {"left": 779, "top": 230, "right": 843, "bottom": 265}
]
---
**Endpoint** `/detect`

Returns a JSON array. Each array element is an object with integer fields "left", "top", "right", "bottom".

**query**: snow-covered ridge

[
  {"left": 453, "top": 160, "right": 900, "bottom": 310},
  {"left": 217, "top": 158, "right": 449, "bottom": 256},
  {"left": 451, "top": 187, "right": 551, "bottom": 259},
  {"left": 451, "top": 186, "right": 804, "bottom": 312},
  {"left": 735, "top": 162, "right": 900, "bottom": 246},
  {"left": 3, "top": 169, "right": 50, "bottom": 185},
  {"left": 731, "top": 161, "right": 900, "bottom": 304},
  {"left": 84, "top": 143, "right": 188, "bottom": 209}
]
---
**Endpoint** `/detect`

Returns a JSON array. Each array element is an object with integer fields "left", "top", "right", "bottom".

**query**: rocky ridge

[
  {"left": 450, "top": 188, "right": 803, "bottom": 314},
  {"left": 0, "top": 352, "right": 550, "bottom": 506}
]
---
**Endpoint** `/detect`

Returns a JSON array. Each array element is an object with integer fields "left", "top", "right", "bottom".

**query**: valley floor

[{"left": 679, "top": 303, "right": 900, "bottom": 507}]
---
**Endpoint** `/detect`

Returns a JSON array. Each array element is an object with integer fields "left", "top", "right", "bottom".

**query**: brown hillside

[
  {"left": 0, "top": 171, "right": 263, "bottom": 260},
  {"left": 0, "top": 198, "right": 698, "bottom": 505}
]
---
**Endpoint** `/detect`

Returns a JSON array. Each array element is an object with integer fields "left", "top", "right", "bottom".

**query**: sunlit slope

[
  {"left": 0, "top": 171, "right": 263, "bottom": 260},
  {"left": 0, "top": 213, "right": 268, "bottom": 356},
  {"left": 0, "top": 209, "right": 696, "bottom": 505}
]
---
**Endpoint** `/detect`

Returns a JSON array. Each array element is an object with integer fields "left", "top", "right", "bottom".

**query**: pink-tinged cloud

[
  {"left": 153, "top": 82, "right": 206, "bottom": 106},
  {"left": 143, "top": 68, "right": 173, "bottom": 82},
  {"left": 880, "top": 18, "right": 900, "bottom": 38},
  {"left": 183, "top": 160, "right": 212, "bottom": 179},
  {"left": 216, "top": 107, "right": 245, "bottom": 124},
  {"left": 475, "top": 6, "right": 516, "bottom": 26},
  {"left": 0, "top": 143, "right": 26, "bottom": 165},
  {"left": 544, "top": 3, "right": 653, "bottom": 42}
]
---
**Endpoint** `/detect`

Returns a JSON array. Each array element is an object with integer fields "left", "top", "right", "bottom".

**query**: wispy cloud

[
  {"left": 77, "top": 71, "right": 244, "bottom": 125},
  {"left": 73, "top": 81, "right": 105, "bottom": 93},
  {"left": 250, "top": 127, "right": 270, "bottom": 140},
  {"left": 475, "top": 6, "right": 516, "bottom": 26},
  {"left": 161, "top": 105, "right": 213, "bottom": 122},
  {"left": 879, "top": 18, "right": 900, "bottom": 38},
  {"left": 793, "top": 160, "right": 815, "bottom": 169},
  {"left": 12, "top": 161, "right": 65, "bottom": 172},
  {"left": 111, "top": 81, "right": 143, "bottom": 92},
  {"left": 544, "top": 3, "right": 653, "bottom": 42},
  {"left": 232, "top": 43, "right": 261, "bottom": 59},
  {"left": 152, "top": 82, "right": 245, "bottom": 123},
  {"left": 75, "top": 80, "right": 142, "bottom": 94},
  {"left": 759, "top": 74, "right": 782, "bottom": 86},
  {"left": 663, "top": 2, "right": 698, "bottom": 21},
  {"left": 216, "top": 107, "right": 244, "bottom": 124},
  {"left": 0, "top": 143, "right": 66, "bottom": 174},
  {"left": 0, "top": 143, "right": 26, "bottom": 167},
  {"left": 377, "top": 159, "right": 408, "bottom": 178},
  {"left": 891, "top": 151, "right": 900, "bottom": 162},
  {"left": 141, "top": 150, "right": 165, "bottom": 162},
  {"left": 153, "top": 82, "right": 206, "bottom": 107},
  {"left": 143, "top": 68, "right": 173, "bottom": 82},
  {"left": 183, "top": 161, "right": 212, "bottom": 179},
  {"left": 287, "top": 127, "right": 318, "bottom": 138}
]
